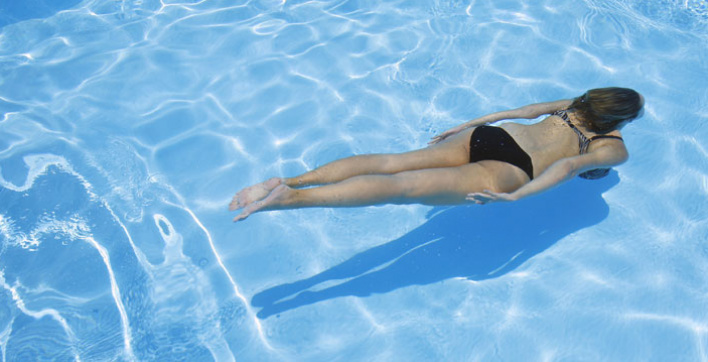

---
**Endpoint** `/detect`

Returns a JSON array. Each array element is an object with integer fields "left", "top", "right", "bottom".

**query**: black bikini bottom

[{"left": 469, "top": 125, "right": 534, "bottom": 180}]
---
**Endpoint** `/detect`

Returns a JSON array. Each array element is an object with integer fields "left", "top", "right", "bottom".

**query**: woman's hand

[
  {"left": 428, "top": 124, "right": 467, "bottom": 145},
  {"left": 466, "top": 190, "right": 517, "bottom": 205}
]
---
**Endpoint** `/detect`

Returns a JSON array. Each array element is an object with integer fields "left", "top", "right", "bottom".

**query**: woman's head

[{"left": 570, "top": 87, "right": 644, "bottom": 133}]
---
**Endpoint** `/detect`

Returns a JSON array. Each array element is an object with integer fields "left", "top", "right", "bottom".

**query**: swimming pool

[{"left": 1, "top": 0, "right": 707, "bottom": 360}]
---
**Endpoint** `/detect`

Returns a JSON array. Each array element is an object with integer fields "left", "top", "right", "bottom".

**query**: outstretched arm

[
  {"left": 468, "top": 141, "right": 628, "bottom": 204},
  {"left": 429, "top": 99, "right": 573, "bottom": 144}
]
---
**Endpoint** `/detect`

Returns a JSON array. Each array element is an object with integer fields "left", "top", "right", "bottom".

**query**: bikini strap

[
  {"left": 554, "top": 110, "right": 591, "bottom": 154},
  {"left": 589, "top": 135, "right": 623, "bottom": 142}
]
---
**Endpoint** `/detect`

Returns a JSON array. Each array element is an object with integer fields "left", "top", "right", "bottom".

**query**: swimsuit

[
  {"left": 467, "top": 110, "right": 624, "bottom": 181},
  {"left": 553, "top": 110, "right": 623, "bottom": 179},
  {"left": 469, "top": 125, "right": 534, "bottom": 180}
]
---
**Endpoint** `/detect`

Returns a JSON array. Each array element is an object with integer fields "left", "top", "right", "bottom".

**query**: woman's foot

[
  {"left": 233, "top": 184, "right": 294, "bottom": 222},
  {"left": 229, "top": 177, "right": 282, "bottom": 211}
]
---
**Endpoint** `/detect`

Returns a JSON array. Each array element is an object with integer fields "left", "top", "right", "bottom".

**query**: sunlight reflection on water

[{"left": 1, "top": 0, "right": 707, "bottom": 360}]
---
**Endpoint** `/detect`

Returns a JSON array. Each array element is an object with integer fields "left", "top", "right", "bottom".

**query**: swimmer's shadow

[{"left": 252, "top": 173, "right": 619, "bottom": 319}]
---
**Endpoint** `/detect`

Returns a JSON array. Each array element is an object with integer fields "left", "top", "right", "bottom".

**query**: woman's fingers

[
  {"left": 466, "top": 192, "right": 489, "bottom": 204},
  {"left": 428, "top": 135, "right": 445, "bottom": 145},
  {"left": 467, "top": 190, "right": 503, "bottom": 204},
  {"left": 429, "top": 131, "right": 454, "bottom": 144}
]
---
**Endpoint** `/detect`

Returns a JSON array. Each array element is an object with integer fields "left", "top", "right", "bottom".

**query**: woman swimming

[{"left": 230, "top": 87, "right": 644, "bottom": 222}]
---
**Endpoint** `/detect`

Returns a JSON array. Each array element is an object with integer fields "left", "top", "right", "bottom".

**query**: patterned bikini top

[{"left": 553, "top": 110, "right": 624, "bottom": 180}]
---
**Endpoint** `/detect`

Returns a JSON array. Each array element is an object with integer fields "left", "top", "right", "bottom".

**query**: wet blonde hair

[{"left": 569, "top": 87, "right": 643, "bottom": 133}]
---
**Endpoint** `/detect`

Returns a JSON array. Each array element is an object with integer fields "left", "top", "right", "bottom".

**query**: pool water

[{"left": 1, "top": 0, "right": 708, "bottom": 360}]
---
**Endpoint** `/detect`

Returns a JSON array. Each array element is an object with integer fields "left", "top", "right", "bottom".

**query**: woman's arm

[
  {"left": 429, "top": 99, "right": 573, "bottom": 145},
  {"left": 480, "top": 99, "right": 574, "bottom": 123},
  {"left": 468, "top": 142, "right": 628, "bottom": 204}
]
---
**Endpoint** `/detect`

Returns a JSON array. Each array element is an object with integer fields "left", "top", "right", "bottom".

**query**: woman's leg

[
  {"left": 232, "top": 162, "right": 523, "bottom": 221},
  {"left": 283, "top": 147, "right": 467, "bottom": 187},
  {"left": 230, "top": 128, "right": 475, "bottom": 210}
]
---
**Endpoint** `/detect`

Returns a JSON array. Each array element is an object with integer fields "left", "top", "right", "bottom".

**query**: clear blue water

[{"left": 1, "top": 0, "right": 708, "bottom": 360}]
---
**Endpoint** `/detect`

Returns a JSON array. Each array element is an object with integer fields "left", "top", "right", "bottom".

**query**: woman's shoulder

[{"left": 586, "top": 133, "right": 628, "bottom": 162}]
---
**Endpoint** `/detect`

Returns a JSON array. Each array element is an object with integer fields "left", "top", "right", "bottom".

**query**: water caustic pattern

[{"left": 1, "top": 0, "right": 708, "bottom": 360}]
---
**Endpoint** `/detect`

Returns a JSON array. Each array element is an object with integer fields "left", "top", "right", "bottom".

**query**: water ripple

[{"left": 1, "top": 0, "right": 708, "bottom": 360}]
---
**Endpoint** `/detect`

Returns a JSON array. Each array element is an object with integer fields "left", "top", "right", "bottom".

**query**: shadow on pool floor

[{"left": 252, "top": 173, "right": 620, "bottom": 319}]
